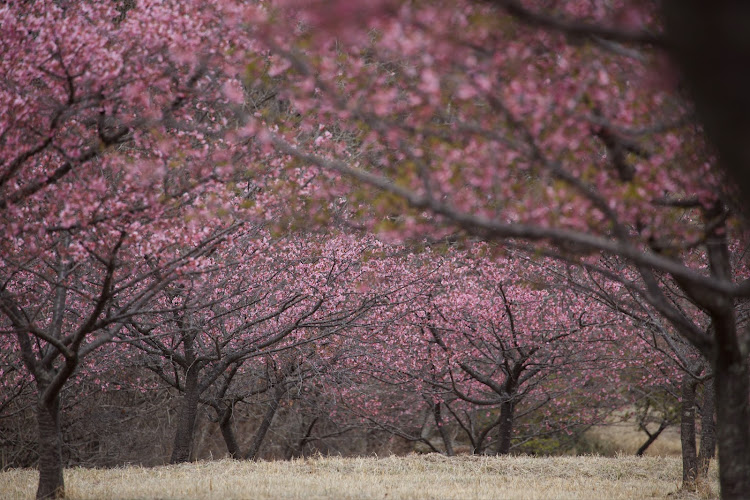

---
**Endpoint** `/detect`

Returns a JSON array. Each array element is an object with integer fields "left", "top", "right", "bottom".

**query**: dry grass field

[{"left": 0, "top": 454, "right": 718, "bottom": 500}]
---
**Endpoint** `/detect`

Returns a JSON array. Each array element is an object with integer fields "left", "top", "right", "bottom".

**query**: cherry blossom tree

[
  {"left": 122, "top": 230, "right": 389, "bottom": 463},
  {"left": 5, "top": 2, "right": 750, "bottom": 500},
  {"left": 334, "top": 246, "right": 638, "bottom": 456},
  {"left": 0, "top": 2, "right": 264, "bottom": 497},
  {"left": 247, "top": 3, "right": 750, "bottom": 496},
  {"left": 426, "top": 251, "right": 631, "bottom": 455},
  {"left": 543, "top": 254, "right": 719, "bottom": 486},
  {"left": 0, "top": 215, "right": 238, "bottom": 497}
]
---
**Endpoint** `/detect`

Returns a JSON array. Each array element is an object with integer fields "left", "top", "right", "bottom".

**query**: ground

[{"left": 0, "top": 454, "right": 719, "bottom": 500}]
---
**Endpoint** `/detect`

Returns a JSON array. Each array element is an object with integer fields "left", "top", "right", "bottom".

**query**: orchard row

[{"left": 1, "top": 2, "right": 748, "bottom": 499}]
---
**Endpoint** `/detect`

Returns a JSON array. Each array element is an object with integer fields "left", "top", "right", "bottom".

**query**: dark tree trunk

[
  {"left": 660, "top": 202, "right": 750, "bottom": 499},
  {"left": 661, "top": 2, "right": 750, "bottom": 220},
  {"left": 680, "top": 377, "right": 699, "bottom": 489},
  {"left": 218, "top": 406, "right": 241, "bottom": 459},
  {"left": 244, "top": 385, "right": 285, "bottom": 460},
  {"left": 712, "top": 351, "right": 750, "bottom": 499},
  {"left": 285, "top": 417, "right": 319, "bottom": 460},
  {"left": 635, "top": 420, "right": 668, "bottom": 457},
  {"left": 471, "top": 411, "right": 505, "bottom": 455},
  {"left": 495, "top": 400, "right": 515, "bottom": 455},
  {"left": 433, "top": 402, "right": 455, "bottom": 456},
  {"left": 36, "top": 395, "right": 64, "bottom": 500},
  {"left": 697, "top": 381, "right": 716, "bottom": 478},
  {"left": 170, "top": 367, "right": 200, "bottom": 464}
]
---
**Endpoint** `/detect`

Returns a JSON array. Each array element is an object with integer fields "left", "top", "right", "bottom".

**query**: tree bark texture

[
  {"left": 495, "top": 400, "right": 515, "bottom": 455},
  {"left": 680, "top": 377, "right": 699, "bottom": 489},
  {"left": 170, "top": 367, "right": 200, "bottom": 464},
  {"left": 698, "top": 381, "right": 716, "bottom": 478},
  {"left": 712, "top": 352, "right": 750, "bottom": 499},
  {"left": 218, "top": 406, "right": 241, "bottom": 459},
  {"left": 35, "top": 396, "right": 64, "bottom": 500}
]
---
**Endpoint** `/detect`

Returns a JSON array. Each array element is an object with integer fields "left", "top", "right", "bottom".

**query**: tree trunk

[
  {"left": 218, "top": 406, "right": 241, "bottom": 459},
  {"left": 36, "top": 395, "right": 64, "bottom": 500},
  {"left": 712, "top": 353, "right": 750, "bottom": 499},
  {"left": 244, "top": 385, "right": 285, "bottom": 460},
  {"left": 635, "top": 420, "right": 668, "bottom": 456},
  {"left": 680, "top": 376, "right": 699, "bottom": 489},
  {"left": 285, "top": 417, "right": 318, "bottom": 460},
  {"left": 495, "top": 400, "right": 515, "bottom": 455},
  {"left": 433, "top": 402, "right": 455, "bottom": 456},
  {"left": 170, "top": 367, "right": 200, "bottom": 464},
  {"left": 697, "top": 381, "right": 716, "bottom": 478}
]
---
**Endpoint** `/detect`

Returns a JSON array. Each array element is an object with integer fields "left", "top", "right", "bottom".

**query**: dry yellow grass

[{"left": 0, "top": 454, "right": 719, "bottom": 500}]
